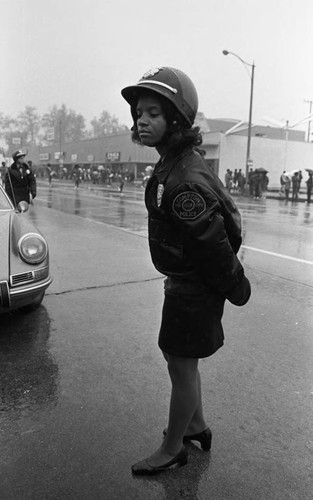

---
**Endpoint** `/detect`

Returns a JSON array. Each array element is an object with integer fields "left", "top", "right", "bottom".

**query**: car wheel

[{"left": 20, "top": 291, "right": 45, "bottom": 313}]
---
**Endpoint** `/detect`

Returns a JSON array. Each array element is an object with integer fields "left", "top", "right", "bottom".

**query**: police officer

[
  {"left": 122, "top": 67, "right": 251, "bottom": 475},
  {"left": 5, "top": 151, "right": 37, "bottom": 206}
]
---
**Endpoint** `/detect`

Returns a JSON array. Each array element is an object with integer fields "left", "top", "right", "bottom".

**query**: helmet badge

[{"left": 141, "top": 68, "right": 160, "bottom": 79}]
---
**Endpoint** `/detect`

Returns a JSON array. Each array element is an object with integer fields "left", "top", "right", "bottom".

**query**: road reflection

[
  {"left": 35, "top": 185, "right": 313, "bottom": 258},
  {"left": 117, "top": 196, "right": 126, "bottom": 226},
  {"left": 0, "top": 307, "right": 59, "bottom": 416},
  {"left": 74, "top": 191, "right": 81, "bottom": 215},
  {"left": 141, "top": 445, "right": 212, "bottom": 499},
  {"left": 37, "top": 185, "right": 147, "bottom": 233}
]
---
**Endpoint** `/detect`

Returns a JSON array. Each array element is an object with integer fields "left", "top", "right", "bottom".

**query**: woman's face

[{"left": 136, "top": 94, "right": 168, "bottom": 148}]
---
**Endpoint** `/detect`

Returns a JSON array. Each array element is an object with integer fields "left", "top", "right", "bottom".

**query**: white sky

[{"left": 2, "top": 0, "right": 313, "bottom": 133}]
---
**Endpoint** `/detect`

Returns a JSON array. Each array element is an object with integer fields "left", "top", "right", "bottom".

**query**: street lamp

[
  {"left": 304, "top": 99, "right": 312, "bottom": 142},
  {"left": 223, "top": 50, "right": 255, "bottom": 180}
]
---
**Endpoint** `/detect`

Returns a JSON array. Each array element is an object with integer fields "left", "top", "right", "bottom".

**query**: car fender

[
  {"left": 0, "top": 212, "right": 11, "bottom": 281},
  {"left": 9, "top": 212, "right": 50, "bottom": 277}
]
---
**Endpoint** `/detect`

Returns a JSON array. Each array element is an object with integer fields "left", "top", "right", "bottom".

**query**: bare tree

[
  {"left": 0, "top": 106, "right": 128, "bottom": 148},
  {"left": 42, "top": 104, "right": 86, "bottom": 144},
  {"left": 90, "top": 110, "right": 128, "bottom": 137},
  {"left": 0, "top": 114, "right": 25, "bottom": 150},
  {"left": 17, "top": 106, "right": 41, "bottom": 145}
]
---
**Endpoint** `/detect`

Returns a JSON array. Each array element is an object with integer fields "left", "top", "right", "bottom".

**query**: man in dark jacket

[{"left": 5, "top": 151, "right": 37, "bottom": 206}]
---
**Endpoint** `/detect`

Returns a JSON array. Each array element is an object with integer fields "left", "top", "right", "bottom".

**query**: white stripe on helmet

[{"left": 137, "top": 80, "right": 178, "bottom": 94}]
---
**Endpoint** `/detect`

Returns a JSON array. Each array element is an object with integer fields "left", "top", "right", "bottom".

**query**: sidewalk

[{"left": 37, "top": 177, "right": 309, "bottom": 203}]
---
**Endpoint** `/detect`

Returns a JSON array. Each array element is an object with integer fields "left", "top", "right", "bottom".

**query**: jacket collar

[{"left": 155, "top": 147, "right": 192, "bottom": 184}]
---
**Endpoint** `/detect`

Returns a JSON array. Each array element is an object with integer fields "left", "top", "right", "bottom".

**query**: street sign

[
  {"left": 47, "top": 128, "right": 55, "bottom": 141},
  {"left": 12, "top": 137, "right": 21, "bottom": 145},
  {"left": 106, "top": 152, "right": 120, "bottom": 162},
  {"left": 39, "top": 153, "right": 50, "bottom": 161},
  {"left": 247, "top": 158, "right": 253, "bottom": 167}
]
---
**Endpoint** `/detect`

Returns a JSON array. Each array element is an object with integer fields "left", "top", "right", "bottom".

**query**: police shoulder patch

[{"left": 172, "top": 191, "right": 206, "bottom": 220}]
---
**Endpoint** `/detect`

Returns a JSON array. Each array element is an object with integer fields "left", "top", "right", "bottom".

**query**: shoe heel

[
  {"left": 200, "top": 433, "right": 212, "bottom": 451},
  {"left": 178, "top": 448, "right": 188, "bottom": 467},
  {"left": 200, "top": 438, "right": 211, "bottom": 450}
]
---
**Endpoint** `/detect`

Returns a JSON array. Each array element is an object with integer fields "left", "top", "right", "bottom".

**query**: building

[
  {"left": 26, "top": 131, "right": 159, "bottom": 181},
  {"left": 25, "top": 115, "right": 313, "bottom": 189}
]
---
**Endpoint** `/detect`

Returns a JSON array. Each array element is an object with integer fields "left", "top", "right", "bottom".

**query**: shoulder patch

[{"left": 172, "top": 191, "right": 206, "bottom": 220}]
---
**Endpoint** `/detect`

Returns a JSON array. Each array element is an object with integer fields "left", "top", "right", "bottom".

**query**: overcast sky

[{"left": 2, "top": 0, "right": 312, "bottom": 133}]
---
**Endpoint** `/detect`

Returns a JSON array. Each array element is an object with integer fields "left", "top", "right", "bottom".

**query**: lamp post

[
  {"left": 223, "top": 50, "right": 255, "bottom": 180},
  {"left": 304, "top": 99, "right": 312, "bottom": 142},
  {"left": 59, "top": 120, "right": 62, "bottom": 158},
  {"left": 59, "top": 120, "right": 63, "bottom": 168}
]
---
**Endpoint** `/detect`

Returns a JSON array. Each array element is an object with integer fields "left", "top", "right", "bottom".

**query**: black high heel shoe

[
  {"left": 163, "top": 427, "right": 212, "bottom": 451},
  {"left": 131, "top": 447, "right": 188, "bottom": 475}
]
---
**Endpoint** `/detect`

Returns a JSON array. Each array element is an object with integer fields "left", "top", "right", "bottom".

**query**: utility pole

[
  {"left": 304, "top": 99, "right": 312, "bottom": 142},
  {"left": 59, "top": 120, "right": 62, "bottom": 157},
  {"left": 246, "top": 61, "right": 255, "bottom": 179},
  {"left": 284, "top": 120, "right": 289, "bottom": 171},
  {"left": 223, "top": 50, "right": 255, "bottom": 180}
]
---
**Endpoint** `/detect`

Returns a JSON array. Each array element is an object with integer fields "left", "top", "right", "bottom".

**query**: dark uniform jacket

[
  {"left": 145, "top": 146, "right": 250, "bottom": 306},
  {"left": 5, "top": 162, "right": 37, "bottom": 206}
]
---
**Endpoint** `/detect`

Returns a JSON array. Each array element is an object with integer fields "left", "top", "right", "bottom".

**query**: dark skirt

[{"left": 158, "top": 277, "right": 225, "bottom": 358}]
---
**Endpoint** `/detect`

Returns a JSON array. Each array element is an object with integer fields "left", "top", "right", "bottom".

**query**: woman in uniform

[{"left": 121, "top": 67, "right": 251, "bottom": 475}]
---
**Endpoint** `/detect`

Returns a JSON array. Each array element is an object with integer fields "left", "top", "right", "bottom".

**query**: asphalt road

[{"left": 0, "top": 181, "right": 312, "bottom": 500}]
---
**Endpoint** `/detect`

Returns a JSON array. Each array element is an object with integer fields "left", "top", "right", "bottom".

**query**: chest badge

[{"left": 157, "top": 183, "right": 164, "bottom": 207}]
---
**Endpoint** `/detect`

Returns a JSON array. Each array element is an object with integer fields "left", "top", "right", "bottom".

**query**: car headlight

[{"left": 18, "top": 233, "right": 48, "bottom": 264}]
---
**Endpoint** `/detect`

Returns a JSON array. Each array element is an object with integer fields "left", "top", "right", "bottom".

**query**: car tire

[{"left": 20, "top": 291, "right": 45, "bottom": 313}]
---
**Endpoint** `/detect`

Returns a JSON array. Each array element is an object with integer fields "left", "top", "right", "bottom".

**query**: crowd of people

[
  {"left": 43, "top": 162, "right": 155, "bottom": 194},
  {"left": 224, "top": 168, "right": 246, "bottom": 194},
  {"left": 223, "top": 166, "right": 313, "bottom": 204},
  {"left": 224, "top": 168, "right": 269, "bottom": 199},
  {"left": 1, "top": 158, "right": 153, "bottom": 197},
  {"left": 43, "top": 163, "right": 137, "bottom": 193},
  {"left": 279, "top": 169, "right": 313, "bottom": 203},
  {"left": 2, "top": 152, "right": 313, "bottom": 205},
  {"left": 279, "top": 169, "right": 305, "bottom": 202}
]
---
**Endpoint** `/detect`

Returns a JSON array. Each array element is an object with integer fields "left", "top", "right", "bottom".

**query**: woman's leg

[
  {"left": 185, "top": 369, "right": 208, "bottom": 435},
  {"left": 163, "top": 355, "right": 199, "bottom": 452},
  {"left": 142, "top": 354, "right": 200, "bottom": 467}
]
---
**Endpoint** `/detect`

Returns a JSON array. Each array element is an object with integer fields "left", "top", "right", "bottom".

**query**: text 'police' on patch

[{"left": 172, "top": 191, "right": 206, "bottom": 220}]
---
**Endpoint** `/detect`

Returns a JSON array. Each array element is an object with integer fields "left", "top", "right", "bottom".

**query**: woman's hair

[{"left": 130, "top": 90, "right": 203, "bottom": 152}]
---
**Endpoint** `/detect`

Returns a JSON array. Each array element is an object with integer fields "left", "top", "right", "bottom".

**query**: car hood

[{"left": 0, "top": 212, "right": 11, "bottom": 280}]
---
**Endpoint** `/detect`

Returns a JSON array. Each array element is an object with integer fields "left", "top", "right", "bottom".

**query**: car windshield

[{"left": 0, "top": 186, "right": 13, "bottom": 210}]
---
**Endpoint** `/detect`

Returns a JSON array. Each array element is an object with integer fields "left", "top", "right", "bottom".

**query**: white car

[{"left": 0, "top": 185, "right": 52, "bottom": 313}]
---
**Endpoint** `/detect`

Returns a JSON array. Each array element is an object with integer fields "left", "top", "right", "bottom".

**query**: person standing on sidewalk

[
  {"left": 117, "top": 169, "right": 125, "bottom": 193},
  {"left": 284, "top": 175, "right": 291, "bottom": 200},
  {"left": 72, "top": 164, "right": 82, "bottom": 189},
  {"left": 306, "top": 171, "right": 313, "bottom": 203},
  {"left": 291, "top": 172, "right": 299, "bottom": 201},
  {"left": 5, "top": 150, "right": 37, "bottom": 206},
  {"left": 122, "top": 67, "right": 251, "bottom": 475},
  {"left": 47, "top": 163, "right": 53, "bottom": 187}
]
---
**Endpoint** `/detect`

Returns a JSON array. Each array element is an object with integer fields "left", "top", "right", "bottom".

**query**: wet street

[{"left": 1, "top": 180, "right": 313, "bottom": 499}]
